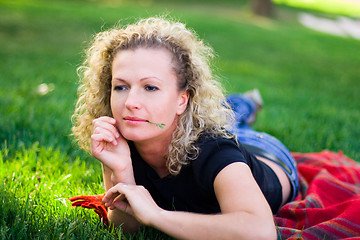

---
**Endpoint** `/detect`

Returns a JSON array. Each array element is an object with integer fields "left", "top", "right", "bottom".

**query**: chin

[{"left": 121, "top": 128, "right": 152, "bottom": 142}]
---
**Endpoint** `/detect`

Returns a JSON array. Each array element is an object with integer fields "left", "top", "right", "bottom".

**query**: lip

[{"left": 123, "top": 116, "right": 147, "bottom": 122}]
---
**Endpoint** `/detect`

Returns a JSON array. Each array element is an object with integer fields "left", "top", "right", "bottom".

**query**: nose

[{"left": 125, "top": 88, "right": 141, "bottom": 110}]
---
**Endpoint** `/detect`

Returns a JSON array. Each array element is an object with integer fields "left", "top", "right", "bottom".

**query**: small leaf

[{"left": 146, "top": 120, "right": 165, "bottom": 129}]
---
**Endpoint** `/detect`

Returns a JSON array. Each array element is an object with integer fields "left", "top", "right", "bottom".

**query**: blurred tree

[{"left": 251, "top": 0, "right": 273, "bottom": 17}]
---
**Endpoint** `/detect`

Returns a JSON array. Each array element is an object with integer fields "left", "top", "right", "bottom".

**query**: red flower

[{"left": 68, "top": 194, "right": 109, "bottom": 227}]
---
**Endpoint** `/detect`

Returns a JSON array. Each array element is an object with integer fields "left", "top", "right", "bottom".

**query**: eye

[
  {"left": 113, "top": 85, "right": 128, "bottom": 91},
  {"left": 145, "top": 85, "right": 159, "bottom": 92}
]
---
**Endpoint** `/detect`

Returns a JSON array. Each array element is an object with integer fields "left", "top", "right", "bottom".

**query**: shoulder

[
  {"left": 191, "top": 132, "right": 249, "bottom": 191},
  {"left": 195, "top": 132, "right": 239, "bottom": 153},
  {"left": 194, "top": 132, "right": 247, "bottom": 164}
]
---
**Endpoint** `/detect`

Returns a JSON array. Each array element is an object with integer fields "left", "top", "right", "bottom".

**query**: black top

[{"left": 130, "top": 133, "right": 282, "bottom": 214}]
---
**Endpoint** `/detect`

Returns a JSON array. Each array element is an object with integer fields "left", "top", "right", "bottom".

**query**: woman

[{"left": 72, "top": 17, "right": 298, "bottom": 239}]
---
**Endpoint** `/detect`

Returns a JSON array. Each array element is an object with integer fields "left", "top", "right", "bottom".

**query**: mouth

[
  {"left": 122, "top": 117, "right": 165, "bottom": 129},
  {"left": 123, "top": 117, "right": 147, "bottom": 122}
]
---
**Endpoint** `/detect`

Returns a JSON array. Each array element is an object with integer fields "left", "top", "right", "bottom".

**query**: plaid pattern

[
  {"left": 276, "top": 151, "right": 360, "bottom": 239},
  {"left": 69, "top": 151, "right": 360, "bottom": 239}
]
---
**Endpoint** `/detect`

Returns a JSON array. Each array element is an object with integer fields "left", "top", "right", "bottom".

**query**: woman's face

[{"left": 110, "top": 47, "right": 189, "bottom": 144}]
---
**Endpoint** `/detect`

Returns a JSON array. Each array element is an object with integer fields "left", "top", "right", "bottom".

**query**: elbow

[
  {"left": 232, "top": 227, "right": 276, "bottom": 240},
  {"left": 232, "top": 219, "right": 277, "bottom": 240},
  {"left": 252, "top": 224, "right": 277, "bottom": 240},
  {"left": 108, "top": 209, "right": 140, "bottom": 233}
]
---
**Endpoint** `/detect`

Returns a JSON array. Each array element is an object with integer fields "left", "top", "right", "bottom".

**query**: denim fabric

[{"left": 226, "top": 94, "right": 299, "bottom": 201}]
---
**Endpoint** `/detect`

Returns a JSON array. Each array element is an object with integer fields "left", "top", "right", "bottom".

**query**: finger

[
  {"left": 105, "top": 190, "right": 133, "bottom": 215},
  {"left": 94, "top": 116, "right": 116, "bottom": 125},
  {"left": 93, "top": 119, "right": 120, "bottom": 138},
  {"left": 93, "top": 116, "right": 119, "bottom": 132},
  {"left": 103, "top": 183, "right": 129, "bottom": 203},
  {"left": 113, "top": 192, "right": 127, "bottom": 203},
  {"left": 91, "top": 133, "right": 118, "bottom": 146},
  {"left": 103, "top": 184, "right": 123, "bottom": 202},
  {"left": 110, "top": 198, "right": 132, "bottom": 215},
  {"left": 103, "top": 192, "right": 121, "bottom": 207},
  {"left": 106, "top": 193, "right": 127, "bottom": 209},
  {"left": 92, "top": 127, "right": 118, "bottom": 145}
]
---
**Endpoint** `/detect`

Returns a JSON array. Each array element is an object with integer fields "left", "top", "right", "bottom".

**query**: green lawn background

[{"left": 1, "top": 0, "right": 359, "bottom": 239}]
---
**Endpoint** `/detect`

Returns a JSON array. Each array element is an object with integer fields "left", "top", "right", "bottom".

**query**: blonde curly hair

[{"left": 72, "top": 16, "right": 234, "bottom": 175}]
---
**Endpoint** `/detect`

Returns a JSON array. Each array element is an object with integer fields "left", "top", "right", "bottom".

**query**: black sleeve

[{"left": 192, "top": 136, "right": 249, "bottom": 196}]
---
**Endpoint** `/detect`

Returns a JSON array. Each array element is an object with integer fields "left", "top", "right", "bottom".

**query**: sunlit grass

[
  {"left": 1, "top": 0, "right": 359, "bottom": 239},
  {"left": 274, "top": 0, "right": 360, "bottom": 17}
]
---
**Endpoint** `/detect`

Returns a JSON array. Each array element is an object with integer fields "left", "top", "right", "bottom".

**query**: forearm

[
  {"left": 102, "top": 164, "right": 135, "bottom": 190},
  {"left": 102, "top": 164, "right": 140, "bottom": 231},
  {"left": 151, "top": 210, "right": 276, "bottom": 240},
  {"left": 102, "top": 164, "right": 113, "bottom": 191}
]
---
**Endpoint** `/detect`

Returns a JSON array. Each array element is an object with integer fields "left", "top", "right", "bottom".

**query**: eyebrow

[
  {"left": 112, "top": 78, "right": 126, "bottom": 83},
  {"left": 112, "top": 77, "right": 162, "bottom": 82}
]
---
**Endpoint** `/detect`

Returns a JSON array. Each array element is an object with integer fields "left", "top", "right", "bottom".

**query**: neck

[
  {"left": 134, "top": 125, "right": 176, "bottom": 178},
  {"left": 135, "top": 140, "right": 170, "bottom": 178}
]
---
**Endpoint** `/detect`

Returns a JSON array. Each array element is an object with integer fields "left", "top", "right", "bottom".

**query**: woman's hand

[
  {"left": 91, "top": 116, "right": 134, "bottom": 184},
  {"left": 103, "top": 183, "right": 162, "bottom": 226}
]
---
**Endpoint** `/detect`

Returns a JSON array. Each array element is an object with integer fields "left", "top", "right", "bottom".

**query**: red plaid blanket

[
  {"left": 69, "top": 151, "right": 360, "bottom": 239},
  {"left": 275, "top": 151, "right": 360, "bottom": 239}
]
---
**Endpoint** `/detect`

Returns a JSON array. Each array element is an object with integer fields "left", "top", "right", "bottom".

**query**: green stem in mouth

[{"left": 146, "top": 120, "right": 165, "bottom": 129}]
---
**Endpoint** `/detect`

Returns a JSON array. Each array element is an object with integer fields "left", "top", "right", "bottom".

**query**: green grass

[
  {"left": 274, "top": 0, "right": 360, "bottom": 17},
  {"left": 1, "top": 0, "right": 359, "bottom": 239}
]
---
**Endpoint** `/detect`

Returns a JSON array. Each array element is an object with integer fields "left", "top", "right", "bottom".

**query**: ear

[{"left": 176, "top": 91, "right": 189, "bottom": 115}]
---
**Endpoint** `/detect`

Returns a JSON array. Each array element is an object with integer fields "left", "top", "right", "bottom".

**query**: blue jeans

[{"left": 226, "top": 94, "right": 299, "bottom": 202}]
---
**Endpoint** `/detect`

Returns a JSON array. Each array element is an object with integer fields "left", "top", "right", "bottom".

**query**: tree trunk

[{"left": 251, "top": 0, "right": 273, "bottom": 17}]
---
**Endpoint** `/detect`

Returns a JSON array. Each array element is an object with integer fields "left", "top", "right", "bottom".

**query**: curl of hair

[{"left": 72, "top": 16, "right": 234, "bottom": 175}]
